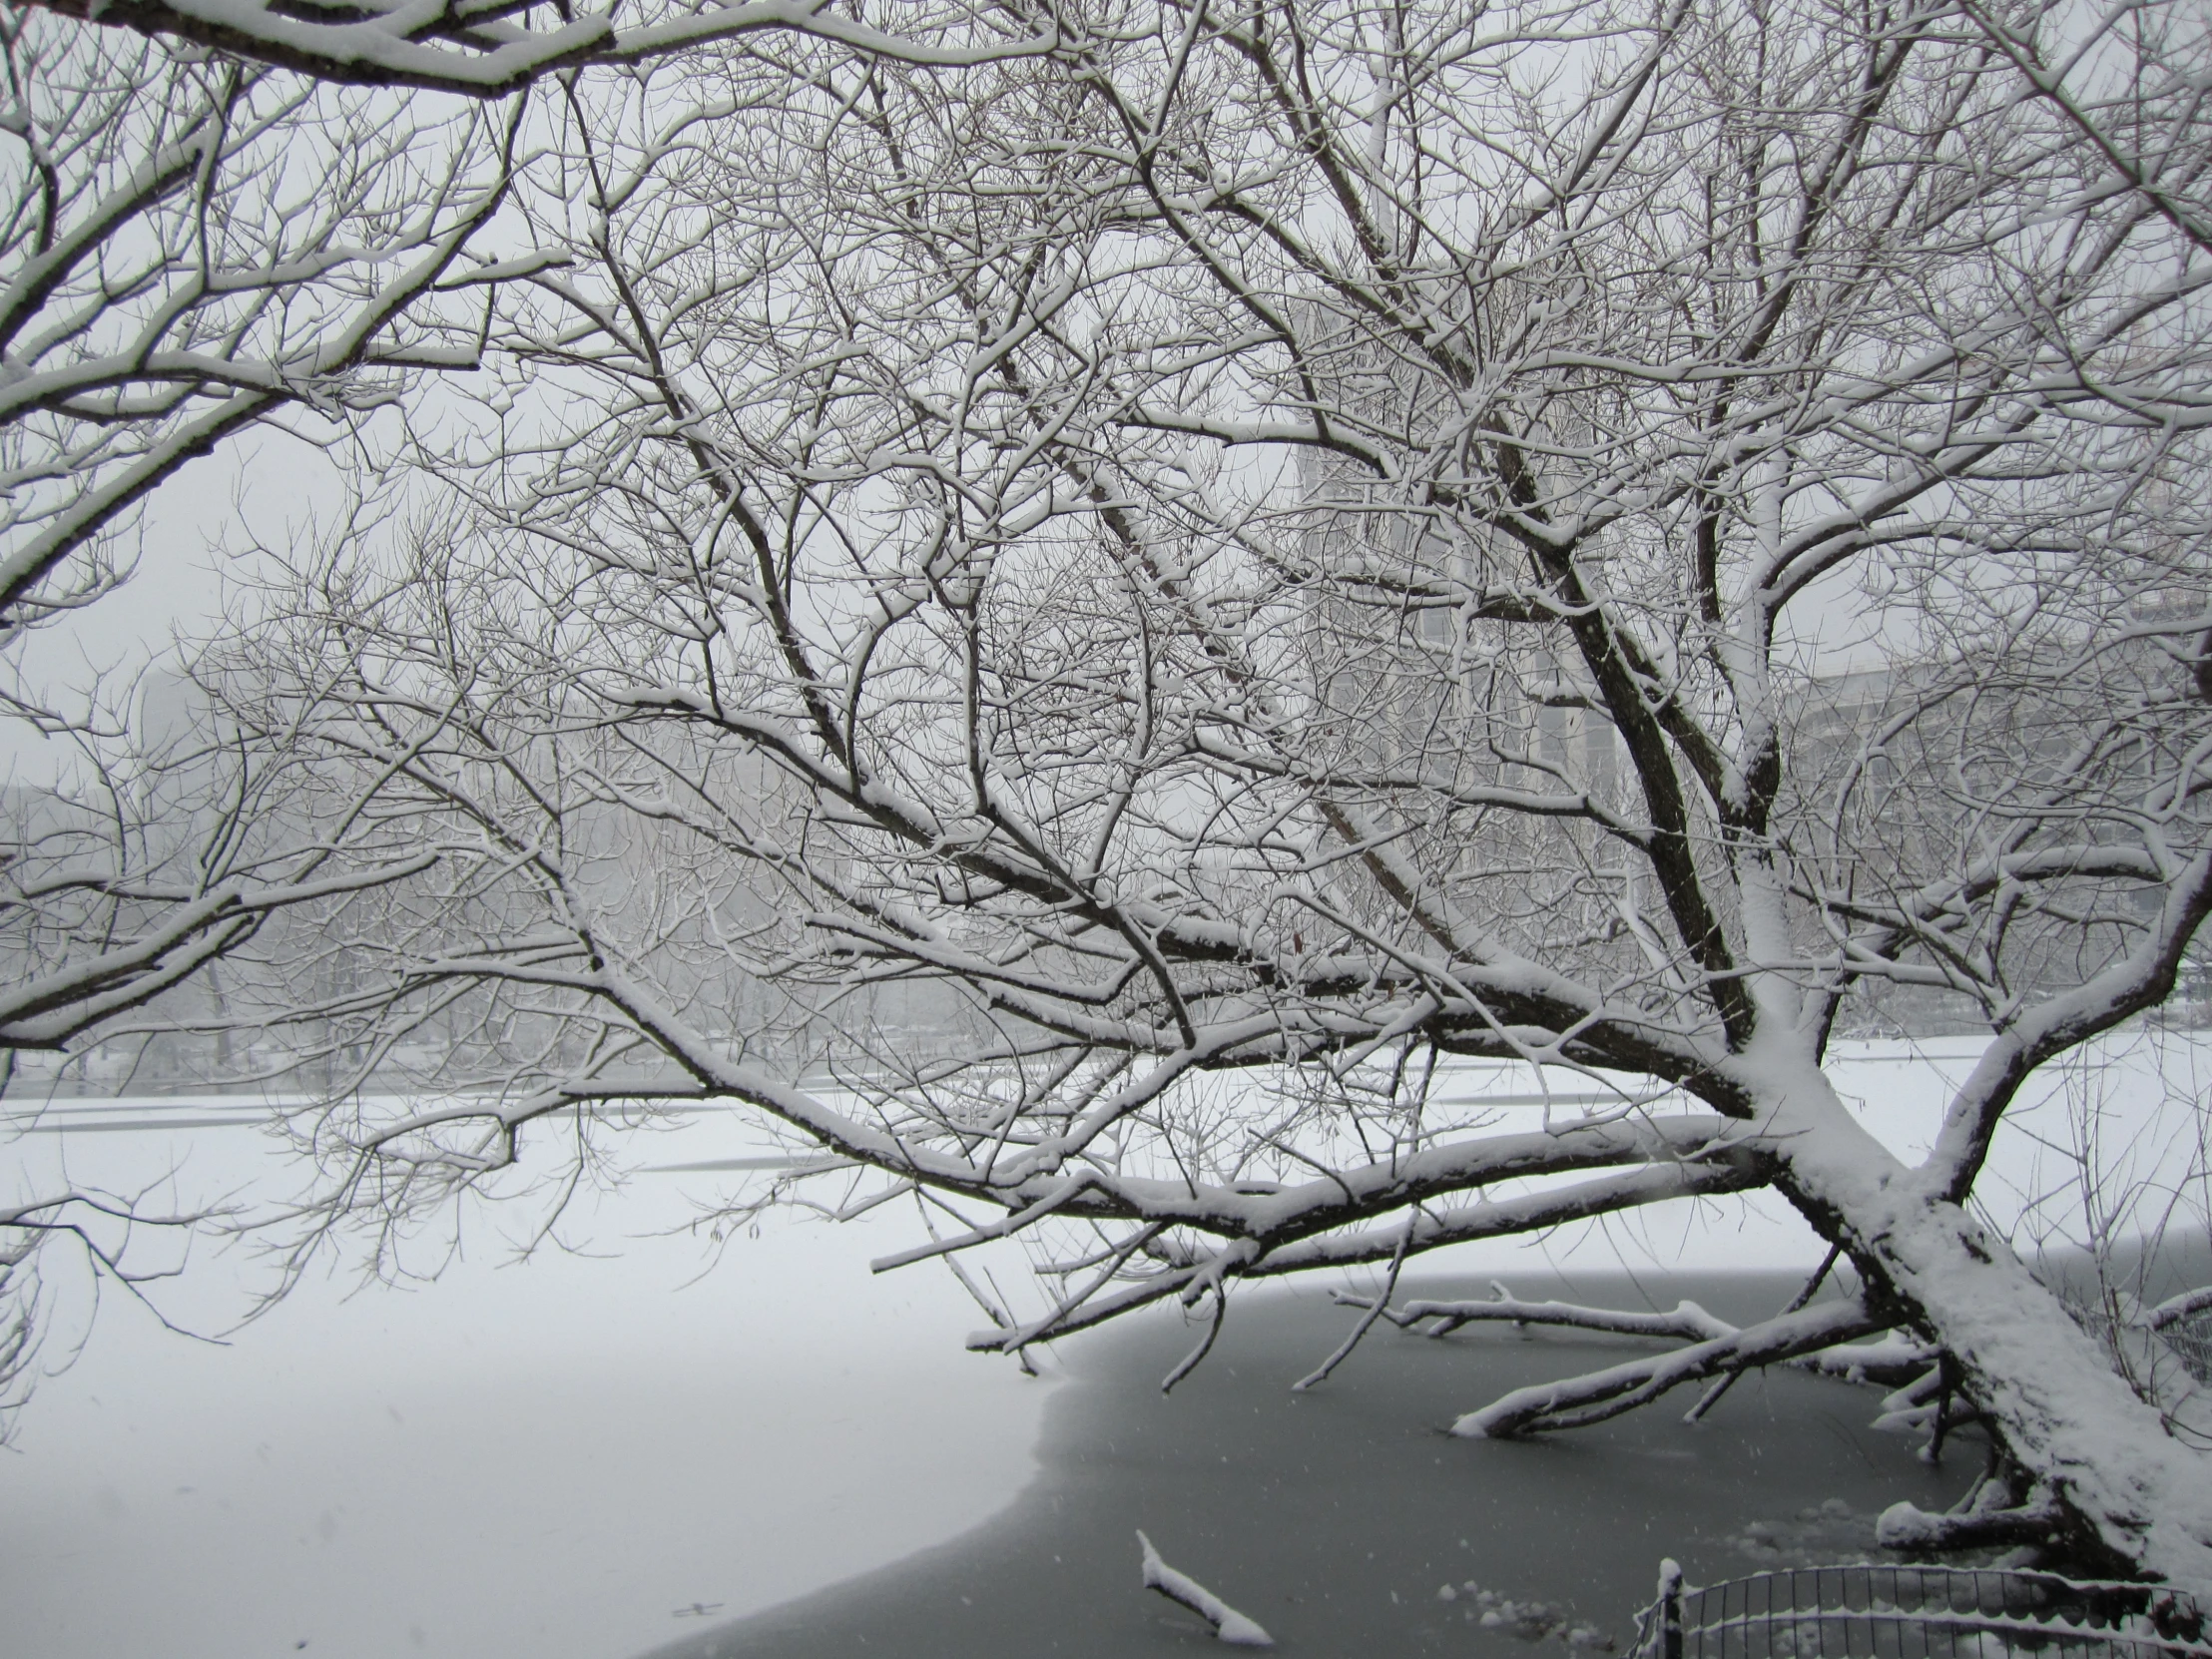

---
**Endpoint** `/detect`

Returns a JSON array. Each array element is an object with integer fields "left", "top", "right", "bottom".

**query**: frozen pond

[
  {"left": 644, "top": 1271, "right": 1978, "bottom": 1659},
  {"left": 2, "top": 1031, "right": 2206, "bottom": 1658}
]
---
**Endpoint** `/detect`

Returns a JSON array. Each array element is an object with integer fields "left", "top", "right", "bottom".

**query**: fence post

[{"left": 1658, "top": 1559, "right": 1684, "bottom": 1659}]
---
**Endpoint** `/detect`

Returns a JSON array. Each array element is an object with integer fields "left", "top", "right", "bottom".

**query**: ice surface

[{"left": 643, "top": 1273, "right": 1980, "bottom": 1659}]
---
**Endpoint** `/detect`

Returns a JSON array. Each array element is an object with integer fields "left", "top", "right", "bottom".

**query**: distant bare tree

[{"left": 211, "top": 0, "right": 2212, "bottom": 1582}]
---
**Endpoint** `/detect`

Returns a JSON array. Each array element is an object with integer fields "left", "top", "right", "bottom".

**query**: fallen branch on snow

[{"left": 1137, "top": 1530, "right": 1274, "bottom": 1646}]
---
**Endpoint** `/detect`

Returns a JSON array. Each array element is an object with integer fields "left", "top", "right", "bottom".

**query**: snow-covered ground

[
  {"left": 1, "top": 1105, "right": 1054, "bottom": 1659},
  {"left": 3, "top": 1029, "right": 2206, "bottom": 1659}
]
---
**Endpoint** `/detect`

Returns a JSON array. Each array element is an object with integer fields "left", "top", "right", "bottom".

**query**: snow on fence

[
  {"left": 2146, "top": 1292, "right": 2212, "bottom": 1387},
  {"left": 1630, "top": 1561, "right": 2211, "bottom": 1659},
  {"left": 2072, "top": 1288, "right": 2212, "bottom": 1393},
  {"left": 2166, "top": 1313, "right": 2212, "bottom": 1386}
]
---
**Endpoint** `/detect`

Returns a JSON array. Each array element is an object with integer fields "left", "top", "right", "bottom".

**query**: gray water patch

[{"left": 639, "top": 1271, "right": 1975, "bottom": 1659}]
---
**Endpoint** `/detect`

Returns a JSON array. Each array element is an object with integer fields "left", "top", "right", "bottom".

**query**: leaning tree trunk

[{"left": 1766, "top": 1068, "right": 2212, "bottom": 1588}]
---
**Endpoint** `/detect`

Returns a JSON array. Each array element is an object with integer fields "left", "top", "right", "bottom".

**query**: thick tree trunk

[
  {"left": 1861, "top": 1202, "right": 2212, "bottom": 1585},
  {"left": 1764, "top": 1067, "right": 2212, "bottom": 1588}
]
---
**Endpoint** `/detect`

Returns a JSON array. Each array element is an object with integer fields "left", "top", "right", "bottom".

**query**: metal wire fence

[
  {"left": 2164, "top": 1312, "right": 2212, "bottom": 1386},
  {"left": 1630, "top": 1564, "right": 2212, "bottom": 1659}
]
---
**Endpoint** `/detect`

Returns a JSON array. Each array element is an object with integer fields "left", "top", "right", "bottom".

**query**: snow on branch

[
  {"left": 1137, "top": 1531, "right": 1274, "bottom": 1646},
  {"left": 1237, "top": 1157, "right": 1757, "bottom": 1277},
  {"left": 0, "top": 43, "right": 532, "bottom": 630},
  {"left": 1333, "top": 1281, "right": 1737, "bottom": 1343},
  {"left": 1876, "top": 1488, "right": 2065, "bottom": 1552},
  {"left": 1454, "top": 1299, "right": 1889, "bottom": 1438},
  {"left": 0, "top": 853, "right": 437, "bottom": 1049},
  {"left": 1793, "top": 1335, "right": 1942, "bottom": 1388},
  {"left": 1952, "top": 0, "right": 2212, "bottom": 260},
  {"left": 1334, "top": 1278, "right": 1936, "bottom": 1426},
  {"left": 26, "top": 0, "right": 1062, "bottom": 96}
]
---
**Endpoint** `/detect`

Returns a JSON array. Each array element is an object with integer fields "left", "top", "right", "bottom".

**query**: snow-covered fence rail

[{"left": 1630, "top": 1562, "right": 2211, "bottom": 1659}]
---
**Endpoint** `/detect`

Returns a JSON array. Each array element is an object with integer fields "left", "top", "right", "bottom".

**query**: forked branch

[{"left": 1453, "top": 1298, "right": 1888, "bottom": 1437}]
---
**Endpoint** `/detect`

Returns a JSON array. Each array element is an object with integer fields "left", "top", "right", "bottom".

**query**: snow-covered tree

[
  {"left": 0, "top": 0, "right": 1051, "bottom": 979},
  {"left": 0, "top": 0, "right": 541, "bottom": 1422},
  {"left": 0, "top": 0, "right": 1041, "bottom": 1429},
  {"left": 195, "top": 0, "right": 2212, "bottom": 1584},
  {"left": 20, "top": 0, "right": 1057, "bottom": 97},
  {"left": 0, "top": 5, "right": 543, "bottom": 632}
]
